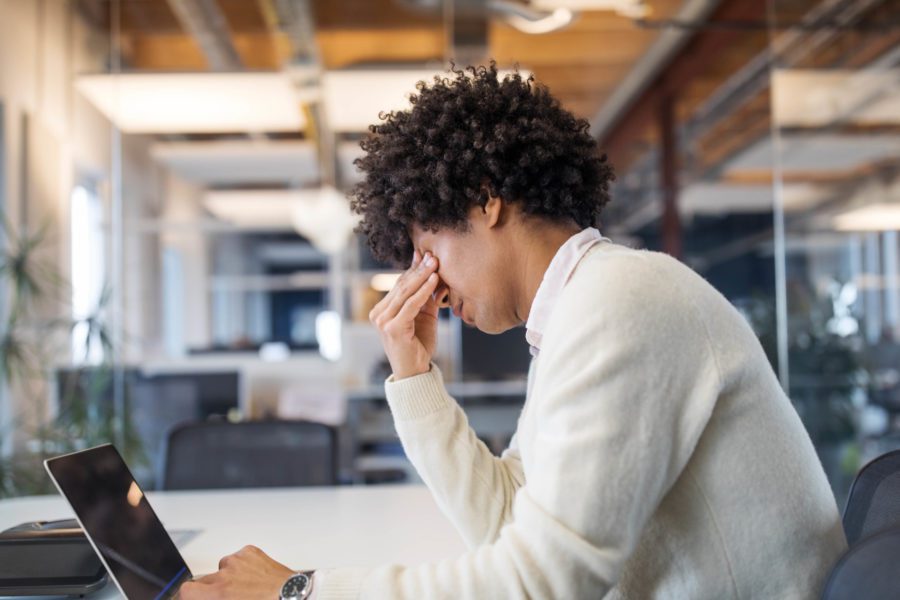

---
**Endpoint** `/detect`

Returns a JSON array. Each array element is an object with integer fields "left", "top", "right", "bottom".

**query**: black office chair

[
  {"left": 841, "top": 449, "right": 900, "bottom": 546},
  {"left": 820, "top": 450, "right": 900, "bottom": 599},
  {"left": 160, "top": 420, "right": 337, "bottom": 490},
  {"left": 821, "top": 525, "right": 900, "bottom": 599}
]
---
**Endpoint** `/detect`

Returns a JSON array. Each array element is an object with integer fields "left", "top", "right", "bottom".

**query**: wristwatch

[{"left": 279, "top": 571, "right": 315, "bottom": 600}]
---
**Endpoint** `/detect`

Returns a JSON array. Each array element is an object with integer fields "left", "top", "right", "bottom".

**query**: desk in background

[
  {"left": 0, "top": 485, "right": 466, "bottom": 599},
  {"left": 345, "top": 379, "right": 527, "bottom": 481}
]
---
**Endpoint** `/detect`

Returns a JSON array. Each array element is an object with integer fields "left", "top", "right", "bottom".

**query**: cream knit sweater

[{"left": 319, "top": 242, "right": 847, "bottom": 599}]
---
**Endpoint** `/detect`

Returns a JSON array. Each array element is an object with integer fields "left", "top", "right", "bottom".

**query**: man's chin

[{"left": 477, "top": 321, "right": 517, "bottom": 335}]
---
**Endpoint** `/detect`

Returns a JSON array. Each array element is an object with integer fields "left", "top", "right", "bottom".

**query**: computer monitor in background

[
  {"left": 460, "top": 325, "right": 531, "bottom": 382},
  {"left": 135, "top": 370, "right": 240, "bottom": 419},
  {"left": 54, "top": 368, "right": 241, "bottom": 487}
]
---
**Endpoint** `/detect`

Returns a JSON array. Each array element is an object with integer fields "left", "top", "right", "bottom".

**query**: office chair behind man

[
  {"left": 161, "top": 420, "right": 337, "bottom": 490},
  {"left": 841, "top": 449, "right": 900, "bottom": 546},
  {"left": 821, "top": 449, "right": 900, "bottom": 599}
]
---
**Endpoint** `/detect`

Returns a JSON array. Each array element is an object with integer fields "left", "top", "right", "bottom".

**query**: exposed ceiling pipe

[
  {"left": 446, "top": 0, "right": 490, "bottom": 66},
  {"left": 272, "top": 0, "right": 320, "bottom": 69},
  {"left": 687, "top": 0, "right": 884, "bottom": 144},
  {"left": 397, "top": 0, "right": 576, "bottom": 35},
  {"left": 589, "top": 0, "right": 722, "bottom": 140},
  {"left": 489, "top": 1, "right": 576, "bottom": 34},
  {"left": 166, "top": 0, "right": 242, "bottom": 71},
  {"left": 267, "top": 0, "right": 336, "bottom": 187}
]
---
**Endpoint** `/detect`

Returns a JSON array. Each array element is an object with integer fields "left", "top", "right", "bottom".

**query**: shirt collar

[{"left": 525, "top": 228, "right": 607, "bottom": 356}]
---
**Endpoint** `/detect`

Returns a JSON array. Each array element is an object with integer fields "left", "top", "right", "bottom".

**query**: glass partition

[{"left": 768, "top": 0, "right": 899, "bottom": 504}]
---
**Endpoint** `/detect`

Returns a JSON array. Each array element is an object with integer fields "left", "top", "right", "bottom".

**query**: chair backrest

[
  {"left": 842, "top": 449, "right": 900, "bottom": 546},
  {"left": 161, "top": 420, "right": 336, "bottom": 491},
  {"left": 821, "top": 525, "right": 900, "bottom": 600}
]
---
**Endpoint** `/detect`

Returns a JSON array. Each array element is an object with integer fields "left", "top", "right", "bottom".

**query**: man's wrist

[{"left": 392, "top": 363, "right": 433, "bottom": 381}]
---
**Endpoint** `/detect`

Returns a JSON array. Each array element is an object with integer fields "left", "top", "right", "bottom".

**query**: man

[{"left": 181, "top": 64, "right": 846, "bottom": 599}]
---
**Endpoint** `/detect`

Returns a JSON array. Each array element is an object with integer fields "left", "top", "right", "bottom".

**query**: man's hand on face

[
  {"left": 369, "top": 250, "right": 441, "bottom": 380},
  {"left": 178, "top": 545, "right": 295, "bottom": 600}
]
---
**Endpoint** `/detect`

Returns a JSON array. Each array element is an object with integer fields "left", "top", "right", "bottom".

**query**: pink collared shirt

[{"left": 525, "top": 228, "right": 608, "bottom": 357}]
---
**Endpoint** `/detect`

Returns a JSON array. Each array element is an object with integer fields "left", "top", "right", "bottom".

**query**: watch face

[{"left": 281, "top": 573, "right": 311, "bottom": 598}]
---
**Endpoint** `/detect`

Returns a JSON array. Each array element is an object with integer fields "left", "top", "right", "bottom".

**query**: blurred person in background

[{"left": 181, "top": 63, "right": 845, "bottom": 600}]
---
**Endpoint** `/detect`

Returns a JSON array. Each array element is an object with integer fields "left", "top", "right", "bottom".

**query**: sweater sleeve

[
  {"left": 379, "top": 363, "right": 526, "bottom": 548},
  {"left": 317, "top": 254, "right": 723, "bottom": 599}
]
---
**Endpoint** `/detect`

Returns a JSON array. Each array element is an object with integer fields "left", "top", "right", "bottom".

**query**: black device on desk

[
  {"left": 45, "top": 444, "right": 194, "bottom": 600},
  {"left": 0, "top": 518, "right": 108, "bottom": 596}
]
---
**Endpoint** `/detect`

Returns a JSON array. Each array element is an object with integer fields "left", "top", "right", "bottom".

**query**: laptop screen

[{"left": 45, "top": 444, "right": 192, "bottom": 600}]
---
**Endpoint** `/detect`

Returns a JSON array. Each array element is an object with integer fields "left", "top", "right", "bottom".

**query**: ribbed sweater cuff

[
  {"left": 385, "top": 363, "right": 453, "bottom": 420},
  {"left": 316, "top": 568, "right": 368, "bottom": 600}
]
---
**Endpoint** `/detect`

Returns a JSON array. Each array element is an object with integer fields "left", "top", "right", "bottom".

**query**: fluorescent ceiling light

[
  {"left": 833, "top": 204, "right": 900, "bottom": 231},
  {"left": 77, "top": 72, "right": 313, "bottom": 134},
  {"left": 152, "top": 140, "right": 318, "bottom": 185},
  {"left": 771, "top": 69, "right": 900, "bottom": 128},
  {"left": 323, "top": 68, "right": 529, "bottom": 133}
]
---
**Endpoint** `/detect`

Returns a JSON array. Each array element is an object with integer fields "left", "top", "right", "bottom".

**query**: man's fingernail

[{"left": 425, "top": 255, "right": 436, "bottom": 267}]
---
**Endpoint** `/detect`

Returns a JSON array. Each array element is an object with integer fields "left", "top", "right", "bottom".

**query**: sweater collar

[{"left": 525, "top": 228, "right": 607, "bottom": 356}]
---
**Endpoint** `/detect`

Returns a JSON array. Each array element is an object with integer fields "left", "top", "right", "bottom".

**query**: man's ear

[{"left": 482, "top": 194, "right": 503, "bottom": 229}]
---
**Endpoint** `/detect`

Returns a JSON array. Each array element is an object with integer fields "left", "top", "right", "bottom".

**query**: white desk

[{"left": 0, "top": 485, "right": 466, "bottom": 599}]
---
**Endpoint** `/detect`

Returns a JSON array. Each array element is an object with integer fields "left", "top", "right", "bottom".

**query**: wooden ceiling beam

[
  {"left": 127, "top": 33, "right": 207, "bottom": 70},
  {"left": 491, "top": 28, "right": 657, "bottom": 65},
  {"left": 316, "top": 27, "right": 445, "bottom": 69},
  {"left": 599, "top": 0, "right": 767, "bottom": 167},
  {"left": 531, "top": 62, "right": 635, "bottom": 91},
  {"left": 125, "top": 32, "right": 292, "bottom": 70},
  {"left": 313, "top": 0, "right": 441, "bottom": 29}
]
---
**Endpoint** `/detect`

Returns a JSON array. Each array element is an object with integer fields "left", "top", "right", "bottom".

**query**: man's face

[{"left": 409, "top": 214, "right": 519, "bottom": 334}]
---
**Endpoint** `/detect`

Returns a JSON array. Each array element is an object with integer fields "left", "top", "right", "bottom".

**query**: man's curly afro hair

[{"left": 350, "top": 62, "right": 615, "bottom": 266}]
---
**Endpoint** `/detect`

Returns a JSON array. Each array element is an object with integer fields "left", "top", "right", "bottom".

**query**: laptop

[{"left": 44, "top": 444, "right": 195, "bottom": 600}]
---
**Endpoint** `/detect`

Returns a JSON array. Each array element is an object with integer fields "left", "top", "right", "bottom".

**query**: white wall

[{"left": 0, "top": 0, "right": 162, "bottom": 442}]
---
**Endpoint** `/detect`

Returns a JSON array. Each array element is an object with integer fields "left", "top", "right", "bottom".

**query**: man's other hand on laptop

[{"left": 179, "top": 545, "right": 296, "bottom": 600}]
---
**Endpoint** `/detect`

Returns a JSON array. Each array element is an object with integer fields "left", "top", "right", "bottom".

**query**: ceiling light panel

[
  {"left": 772, "top": 69, "right": 900, "bottom": 128},
  {"left": 834, "top": 203, "right": 900, "bottom": 232},
  {"left": 77, "top": 72, "right": 312, "bottom": 134},
  {"left": 151, "top": 140, "right": 319, "bottom": 185}
]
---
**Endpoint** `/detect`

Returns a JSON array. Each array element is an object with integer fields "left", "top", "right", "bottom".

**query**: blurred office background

[{"left": 0, "top": 0, "right": 897, "bottom": 506}]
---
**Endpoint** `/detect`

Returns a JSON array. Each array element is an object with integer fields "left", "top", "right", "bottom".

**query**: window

[{"left": 70, "top": 184, "right": 105, "bottom": 364}]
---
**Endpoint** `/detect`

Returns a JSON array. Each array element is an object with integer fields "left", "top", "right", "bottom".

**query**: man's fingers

[
  {"left": 392, "top": 273, "right": 440, "bottom": 327},
  {"left": 377, "top": 254, "right": 438, "bottom": 324},
  {"left": 178, "top": 579, "right": 216, "bottom": 599}
]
